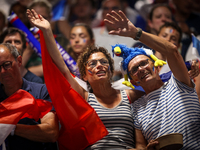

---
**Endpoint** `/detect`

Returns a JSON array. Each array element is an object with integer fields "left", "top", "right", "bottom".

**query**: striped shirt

[
  {"left": 86, "top": 90, "right": 135, "bottom": 149},
  {"left": 132, "top": 75, "right": 200, "bottom": 150}
]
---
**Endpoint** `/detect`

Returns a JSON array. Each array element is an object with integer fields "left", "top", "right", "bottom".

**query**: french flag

[
  {"left": 40, "top": 30, "right": 108, "bottom": 150},
  {"left": 0, "top": 90, "right": 52, "bottom": 150}
]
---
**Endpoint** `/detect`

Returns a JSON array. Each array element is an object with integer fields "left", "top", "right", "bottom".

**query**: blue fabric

[
  {"left": 112, "top": 44, "right": 149, "bottom": 72},
  {"left": 0, "top": 78, "right": 57, "bottom": 150},
  {"left": 135, "top": 15, "right": 147, "bottom": 31},
  {"left": 52, "top": 0, "right": 67, "bottom": 21},
  {"left": 192, "top": 34, "right": 200, "bottom": 56}
]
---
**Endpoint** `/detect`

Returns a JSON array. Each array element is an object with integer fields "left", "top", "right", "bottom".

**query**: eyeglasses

[
  {"left": 0, "top": 61, "right": 13, "bottom": 72},
  {"left": 129, "top": 59, "right": 150, "bottom": 76},
  {"left": 86, "top": 58, "right": 109, "bottom": 68}
]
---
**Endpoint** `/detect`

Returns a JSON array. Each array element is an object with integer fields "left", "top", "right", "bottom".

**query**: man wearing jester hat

[{"left": 104, "top": 11, "right": 200, "bottom": 149}]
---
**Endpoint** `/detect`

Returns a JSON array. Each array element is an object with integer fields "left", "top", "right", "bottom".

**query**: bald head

[{"left": 0, "top": 43, "right": 20, "bottom": 59}]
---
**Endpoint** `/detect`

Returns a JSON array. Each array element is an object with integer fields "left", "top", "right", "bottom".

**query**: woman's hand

[{"left": 26, "top": 9, "right": 51, "bottom": 31}]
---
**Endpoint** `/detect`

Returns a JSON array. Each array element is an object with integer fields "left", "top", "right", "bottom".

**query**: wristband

[
  {"left": 134, "top": 28, "right": 142, "bottom": 40},
  {"left": 10, "top": 126, "right": 16, "bottom": 136}
]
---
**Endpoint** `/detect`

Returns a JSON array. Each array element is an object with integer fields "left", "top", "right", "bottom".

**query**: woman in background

[{"left": 68, "top": 23, "right": 94, "bottom": 61}]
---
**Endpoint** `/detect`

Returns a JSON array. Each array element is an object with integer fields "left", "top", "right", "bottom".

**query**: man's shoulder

[
  {"left": 22, "top": 78, "right": 49, "bottom": 100},
  {"left": 24, "top": 70, "right": 43, "bottom": 84}
]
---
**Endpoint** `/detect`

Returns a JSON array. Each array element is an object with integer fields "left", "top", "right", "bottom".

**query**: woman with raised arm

[{"left": 27, "top": 9, "right": 144, "bottom": 149}]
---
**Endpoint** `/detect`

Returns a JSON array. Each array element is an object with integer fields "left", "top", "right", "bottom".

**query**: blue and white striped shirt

[
  {"left": 86, "top": 90, "right": 135, "bottom": 149},
  {"left": 132, "top": 75, "right": 200, "bottom": 150}
]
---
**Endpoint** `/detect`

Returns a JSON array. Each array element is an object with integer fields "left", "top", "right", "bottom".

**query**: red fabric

[
  {"left": 40, "top": 31, "right": 108, "bottom": 150},
  {"left": 0, "top": 89, "right": 52, "bottom": 124}
]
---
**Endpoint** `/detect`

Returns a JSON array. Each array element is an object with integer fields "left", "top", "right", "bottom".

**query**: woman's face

[
  {"left": 73, "top": 0, "right": 93, "bottom": 19},
  {"left": 70, "top": 26, "right": 93, "bottom": 55},
  {"left": 83, "top": 52, "right": 111, "bottom": 83}
]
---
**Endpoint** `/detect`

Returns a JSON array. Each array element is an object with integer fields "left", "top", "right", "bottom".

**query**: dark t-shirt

[
  {"left": 0, "top": 78, "right": 57, "bottom": 150},
  {"left": 23, "top": 70, "right": 43, "bottom": 84}
]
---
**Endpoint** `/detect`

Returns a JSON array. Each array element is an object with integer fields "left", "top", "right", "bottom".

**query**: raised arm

[
  {"left": 27, "top": 9, "right": 87, "bottom": 99},
  {"left": 104, "top": 10, "right": 193, "bottom": 87}
]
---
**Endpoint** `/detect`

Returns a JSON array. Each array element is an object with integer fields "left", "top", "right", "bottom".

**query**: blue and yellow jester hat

[{"left": 111, "top": 44, "right": 166, "bottom": 89}]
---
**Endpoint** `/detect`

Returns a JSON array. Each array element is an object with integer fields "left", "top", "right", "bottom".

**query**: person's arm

[
  {"left": 14, "top": 111, "right": 59, "bottom": 142},
  {"left": 28, "top": 64, "right": 43, "bottom": 77},
  {"left": 135, "top": 129, "right": 147, "bottom": 150},
  {"left": 104, "top": 10, "right": 193, "bottom": 87},
  {"left": 125, "top": 89, "right": 145, "bottom": 103},
  {"left": 27, "top": 9, "right": 87, "bottom": 99},
  {"left": 154, "top": 51, "right": 166, "bottom": 62},
  {"left": 194, "top": 74, "right": 200, "bottom": 103}
]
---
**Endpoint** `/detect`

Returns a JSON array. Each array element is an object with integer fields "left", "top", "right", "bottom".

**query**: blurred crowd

[
  {"left": 0, "top": 0, "right": 200, "bottom": 81},
  {"left": 1, "top": 0, "right": 200, "bottom": 149}
]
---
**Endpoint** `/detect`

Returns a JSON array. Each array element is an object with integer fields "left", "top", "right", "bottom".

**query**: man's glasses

[
  {"left": 129, "top": 59, "right": 150, "bottom": 76},
  {"left": 0, "top": 61, "right": 13, "bottom": 72},
  {"left": 86, "top": 58, "right": 109, "bottom": 68}
]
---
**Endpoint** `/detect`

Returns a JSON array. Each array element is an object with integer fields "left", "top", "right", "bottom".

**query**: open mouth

[
  {"left": 96, "top": 70, "right": 106, "bottom": 75},
  {"left": 141, "top": 72, "right": 149, "bottom": 79}
]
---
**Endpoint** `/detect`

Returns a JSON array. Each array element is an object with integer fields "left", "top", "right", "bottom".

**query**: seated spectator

[
  {"left": 133, "top": 3, "right": 173, "bottom": 49},
  {"left": 25, "top": 0, "right": 70, "bottom": 78},
  {"left": 172, "top": 0, "right": 200, "bottom": 60},
  {"left": 0, "top": 43, "right": 59, "bottom": 150},
  {"left": 0, "top": 27, "right": 44, "bottom": 83},
  {"left": 155, "top": 22, "right": 200, "bottom": 102},
  {"left": 68, "top": 0, "right": 98, "bottom": 28},
  {"left": 8, "top": 1, "right": 31, "bottom": 29},
  {"left": 104, "top": 10, "right": 200, "bottom": 150},
  {"left": 94, "top": 0, "right": 146, "bottom": 30},
  {"left": 67, "top": 23, "right": 95, "bottom": 62}
]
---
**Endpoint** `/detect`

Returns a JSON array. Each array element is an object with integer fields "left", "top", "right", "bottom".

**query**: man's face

[
  {"left": 102, "top": 0, "right": 121, "bottom": 20},
  {"left": 73, "top": 0, "right": 94, "bottom": 19},
  {"left": 148, "top": 6, "right": 172, "bottom": 34},
  {"left": 3, "top": 33, "right": 24, "bottom": 55},
  {"left": 32, "top": 6, "right": 51, "bottom": 22},
  {"left": 0, "top": 46, "right": 22, "bottom": 86},
  {"left": 128, "top": 55, "right": 156, "bottom": 86},
  {"left": 158, "top": 27, "right": 180, "bottom": 47}
]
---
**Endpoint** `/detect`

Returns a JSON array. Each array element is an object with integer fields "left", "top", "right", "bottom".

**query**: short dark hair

[
  {"left": 158, "top": 22, "right": 182, "bottom": 44},
  {"left": 149, "top": 3, "right": 172, "bottom": 21},
  {"left": 0, "top": 27, "right": 27, "bottom": 55},
  {"left": 77, "top": 45, "right": 114, "bottom": 92}
]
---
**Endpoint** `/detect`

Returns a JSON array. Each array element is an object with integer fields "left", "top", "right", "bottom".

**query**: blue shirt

[{"left": 23, "top": 70, "right": 43, "bottom": 84}]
